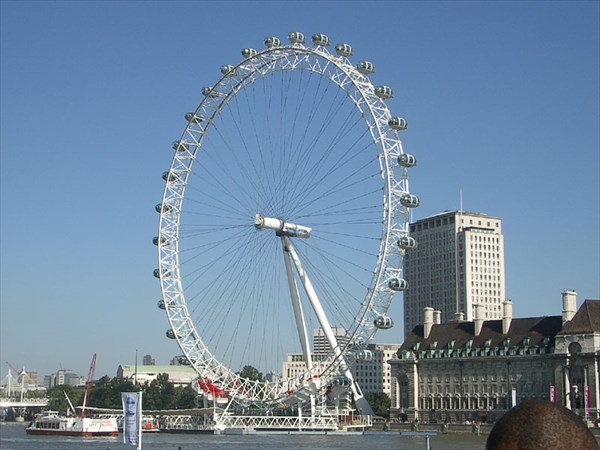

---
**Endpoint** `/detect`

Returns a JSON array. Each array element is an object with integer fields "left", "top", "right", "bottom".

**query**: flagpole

[{"left": 137, "top": 390, "right": 143, "bottom": 450}]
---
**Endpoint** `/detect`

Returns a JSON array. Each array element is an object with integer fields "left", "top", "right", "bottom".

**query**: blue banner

[{"left": 121, "top": 392, "right": 141, "bottom": 446}]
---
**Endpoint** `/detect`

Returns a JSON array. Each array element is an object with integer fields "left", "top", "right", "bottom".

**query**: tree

[
  {"left": 237, "top": 365, "right": 263, "bottom": 382},
  {"left": 47, "top": 385, "right": 83, "bottom": 414},
  {"left": 174, "top": 384, "right": 197, "bottom": 409},
  {"left": 88, "top": 375, "right": 136, "bottom": 409},
  {"left": 143, "top": 373, "right": 176, "bottom": 410},
  {"left": 365, "top": 391, "right": 391, "bottom": 417}
]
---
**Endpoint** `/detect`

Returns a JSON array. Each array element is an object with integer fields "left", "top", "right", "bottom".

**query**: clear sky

[{"left": 1, "top": 1, "right": 598, "bottom": 380}]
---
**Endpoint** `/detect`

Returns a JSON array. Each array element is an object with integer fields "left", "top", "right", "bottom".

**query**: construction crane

[{"left": 80, "top": 353, "right": 96, "bottom": 417}]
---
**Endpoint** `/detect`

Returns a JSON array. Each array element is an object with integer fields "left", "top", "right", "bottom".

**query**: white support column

[
  {"left": 282, "top": 239, "right": 313, "bottom": 372},
  {"left": 283, "top": 236, "right": 374, "bottom": 415},
  {"left": 412, "top": 359, "right": 419, "bottom": 416},
  {"left": 564, "top": 364, "right": 571, "bottom": 409},
  {"left": 595, "top": 357, "right": 600, "bottom": 419}
]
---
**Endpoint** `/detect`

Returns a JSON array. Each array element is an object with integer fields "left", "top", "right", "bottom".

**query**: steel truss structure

[{"left": 155, "top": 31, "right": 419, "bottom": 423}]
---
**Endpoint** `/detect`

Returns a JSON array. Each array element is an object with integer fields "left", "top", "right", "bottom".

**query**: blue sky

[{"left": 1, "top": 1, "right": 598, "bottom": 380}]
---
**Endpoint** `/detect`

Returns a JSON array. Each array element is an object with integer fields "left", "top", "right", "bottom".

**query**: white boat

[{"left": 25, "top": 411, "right": 119, "bottom": 437}]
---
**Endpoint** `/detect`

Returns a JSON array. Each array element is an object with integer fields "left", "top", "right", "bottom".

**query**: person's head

[{"left": 486, "top": 399, "right": 599, "bottom": 450}]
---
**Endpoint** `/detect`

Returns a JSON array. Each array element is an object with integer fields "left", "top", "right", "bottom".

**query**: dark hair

[{"left": 486, "top": 399, "right": 598, "bottom": 450}]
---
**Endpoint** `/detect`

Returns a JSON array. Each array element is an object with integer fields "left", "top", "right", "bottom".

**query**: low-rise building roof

[
  {"left": 558, "top": 299, "right": 600, "bottom": 335},
  {"left": 400, "top": 316, "right": 563, "bottom": 353}
]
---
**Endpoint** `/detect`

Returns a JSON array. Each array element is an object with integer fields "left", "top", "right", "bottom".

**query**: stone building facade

[{"left": 390, "top": 292, "right": 599, "bottom": 423}]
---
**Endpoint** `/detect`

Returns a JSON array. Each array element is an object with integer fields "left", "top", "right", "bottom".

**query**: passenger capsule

[
  {"left": 157, "top": 299, "right": 166, "bottom": 310},
  {"left": 202, "top": 86, "right": 221, "bottom": 98},
  {"left": 400, "top": 193, "right": 420, "bottom": 208},
  {"left": 354, "top": 349, "right": 374, "bottom": 361},
  {"left": 374, "top": 85, "right": 393, "bottom": 99},
  {"left": 388, "top": 278, "right": 409, "bottom": 291},
  {"left": 172, "top": 140, "right": 190, "bottom": 152},
  {"left": 264, "top": 36, "right": 281, "bottom": 48},
  {"left": 288, "top": 32, "right": 305, "bottom": 44},
  {"left": 185, "top": 112, "right": 204, "bottom": 123},
  {"left": 152, "top": 236, "right": 167, "bottom": 246},
  {"left": 155, "top": 203, "right": 172, "bottom": 214},
  {"left": 220, "top": 65, "right": 235, "bottom": 76},
  {"left": 312, "top": 34, "right": 329, "bottom": 46},
  {"left": 398, "top": 153, "right": 417, "bottom": 168},
  {"left": 241, "top": 48, "right": 257, "bottom": 58},
  {"left": 356, "top": 61, "right": 375, "bottom": 74},
  {"left": 374, "top": 315, "right": 394, "bottom": 329},
  {"left": 162, "top": 171, "right": 179, "bottom": 182},
  {"left": 166, "top": 329, "right": 177, "bottom": 339},
  {"left": 331, "top": 375, "right": 351, "bottom": 386},
  {"left": 334, "top": 43, "right": 353, "bottom": 57},
  {"left": 398, "top": 235, "right": 417, "bottom": 250},
  {"left": 177, "top": 355, "right": 190, "bottom": 365},
  {"left": 388, "top": 117, "right": 408, "bottom": 131},
  {"left": 157, "top": 268, "right": 171, "bottom": 278}
]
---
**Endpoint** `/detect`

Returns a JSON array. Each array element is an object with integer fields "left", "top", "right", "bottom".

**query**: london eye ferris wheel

[{"left": 154, "top": 32, "right": 419, "bottom": 413}]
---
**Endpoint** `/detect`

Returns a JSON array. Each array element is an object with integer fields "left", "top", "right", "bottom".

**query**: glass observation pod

[
  {"left": 388, "top": 277, "right": 409, "bottom": 291},
  {"left": 288, "top": 32, "right": 305, "bottom": 44},
  {"left": 400, "top": 193, "right": 420, "bottom": 208},
  {"left": 356, "top": 60, "right": 375, "bottom": 74},
  {"left": 152, "top": 236, "right": 168, "bottom": 246},
  {"left": 185, "top": 112, "right": 204, "bottom": 124},
  {"left": 354, "top": 349, "right": 374, "bottom": 361},
  {"left": 202, "top": 86, "right": 223, "bottom": 98},
  {"left": 155, "top": 203, "right": 172, "bottom": 214},
  {"left": 162, "top": 171, "right": 179, "bottom": 182},
  {"left": 398, "top": 235, "right": 417, "bottom": 250},
  {"left": 312, "top": 33, "right": 330, "bottom": 46},
  {"left": 166, "top": 329, "right": 177, "bottom": 339},
  {"left": 220, "top": 65, "right": 235, "bottom": 76},
  {"left": 335, "top": 43, "right": 353, "bottom": 57},
  {"left": 264, "top": 36, "right": 281, "bottom": 48},
  {"left": 375, "top": 85, "right": 393, "bottom": 100},
  {"left": 389, "top": 117, "right": 408, "bottom": 131},
  {"left": 331, "top": 375, "right": 351, "bottom": 386},
  {"left": 241, "top": 48, "right": 257, "bottom": 58},
  {"left": 398, "top": 153, "right": 417, "bottom": 167},
  {"left": 157, "top": 299, "right": 166, "bottom": 310},
  {"left": 374, "top": 315, "right": 394, "bottom": 329},
  {"left": 172, "top": 140, "right": 190, "bottom": 152},
  {"left": 154, "top": 268, "right": 170, "bottom": 279},
  {"left": 177, "top": 355, "right": 190, "bottom": 365}
]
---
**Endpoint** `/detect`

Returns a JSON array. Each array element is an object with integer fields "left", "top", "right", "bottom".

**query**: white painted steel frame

[{"left": 157, "top": 34, "right": 415, "bottom": 406}]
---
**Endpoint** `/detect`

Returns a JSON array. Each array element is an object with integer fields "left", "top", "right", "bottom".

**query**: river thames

[{"left": 0, "top": 422, "right": 489, "bottom": 450}]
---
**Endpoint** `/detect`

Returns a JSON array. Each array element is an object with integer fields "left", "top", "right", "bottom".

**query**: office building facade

[{"left": 403, "top": 210, "right": 505, "bottom": 337}]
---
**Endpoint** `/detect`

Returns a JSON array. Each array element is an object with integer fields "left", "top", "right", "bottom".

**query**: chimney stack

[
  {"left": 502, "top": 300, "right": 513, "bottom": 334},
  {"left": 474, "top": 303, "right": 484, "bottom": 336},
  {"left": 562, "top": 290, "right": 577, "bottom": 324},
  {"left": 433, "top": 310, "right": 441, "bottom": 325},
  {"left": 454, "top": 311, "right": 464, "bottom": 322},
  {"left": 424, "top": 307, "right": 434, "bottom": 339}
]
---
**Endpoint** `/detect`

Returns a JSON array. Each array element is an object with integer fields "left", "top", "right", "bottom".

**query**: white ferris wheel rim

[{"left": 155, "top": 32, "right": 415, "bottom": 405}]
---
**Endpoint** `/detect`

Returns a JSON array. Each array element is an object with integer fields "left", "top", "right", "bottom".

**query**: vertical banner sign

[
  {"left": 511, "top": 387, "right": 517, "bottom": 407},
  {"left": 585, "top": 385, "right": 590, "bottom": 417},
  {"left": 122, "top": 392, "right": 142, "bottom": 447},
  {"left": 550, "top": 385, "right": 556, "bottom": 403}
]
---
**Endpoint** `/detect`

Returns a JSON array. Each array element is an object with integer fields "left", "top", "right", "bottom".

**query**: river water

[{"left": 0, "top": 422, "right": 489, "bottom": 450}]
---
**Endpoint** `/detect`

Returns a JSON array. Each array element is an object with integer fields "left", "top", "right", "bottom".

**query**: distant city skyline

[{"left": 1, "top": 1, "right": 598, "bottom": 379}]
